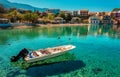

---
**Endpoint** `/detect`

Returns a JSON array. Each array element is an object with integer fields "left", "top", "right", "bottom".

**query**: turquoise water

[{"left": 0, "top": 25, "right": 120, "bottom": 77}]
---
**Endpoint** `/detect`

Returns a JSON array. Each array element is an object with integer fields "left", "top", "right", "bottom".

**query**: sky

[{"left": 8, "top": 0, "right": 120, "bottom": 12}]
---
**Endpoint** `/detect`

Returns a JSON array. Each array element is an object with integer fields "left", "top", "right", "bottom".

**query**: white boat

[
  {"left": 0, "top": 18, "right": 11, "bottom": 27},
  {"left": 24, "top": 45, "right": 76, "bottom": 63}
]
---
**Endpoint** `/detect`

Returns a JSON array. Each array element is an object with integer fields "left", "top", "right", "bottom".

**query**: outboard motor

[{"left": 11, "top": 48, "right": 29, "bottom": 62}]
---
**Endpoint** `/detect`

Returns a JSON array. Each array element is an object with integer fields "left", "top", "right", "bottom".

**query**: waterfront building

[
  {"left": 116, "top": 11, "right": 120, "bottom": 18},
  {"left": 111, "top": 10, "right": 120, "bottom": 18},
  {"left": 111, "top": 11, "right": 117, "bottom": 18},
  {"left": 47, "top": 9, "right": 60, "bottom": 14},
  {"left": 80, "top": 10, "right": 89, "bottom": 17},
  {"left": 54, "top": 17, "right": 65, "bottom": 24},
  {"left": 101, "top": 15, "right": 113, "bottom": 24},
  {"left": 89, "top": 16, "right": 100, "bottom": 24},
  {"left": 71, "top": 17, "right": 81, "bottom": 24},
  {"left": 73, "top": 11, "right": 79, "bottom": 16}
]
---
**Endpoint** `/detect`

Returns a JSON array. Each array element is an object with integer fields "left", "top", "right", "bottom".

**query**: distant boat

[
  {"left": 0, "top": 18, "right": 11, "bottom": 27},
  {"left": 0, "top": 23, "right": 11, "bottom": 27},
  {"left": 11, "top": 45, "right": 76, "bottom": 63},
  {"left": 25, "top": 45, "right": 76, "bottom": 63}
]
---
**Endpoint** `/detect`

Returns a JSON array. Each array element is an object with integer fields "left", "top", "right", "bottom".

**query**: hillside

[{"left": 0, "top": 0, "right": 48, "bottom": 12}]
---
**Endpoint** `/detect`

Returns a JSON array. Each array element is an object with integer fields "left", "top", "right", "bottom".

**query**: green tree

[
  {"left": 17, "top": 13, "right": 24, "bottom": 22},
  {"left": 59, "top": 12, "right": 66, "bottom": 20},
  {"left": 24, "top": 13, "right": 39, "bottom": 23},
  {"left": 83, "top": 19, "right": 88, "bottom": 24},
  {"left": 8, "top": 10, "right": 19, "bottom": 22},
  {"left": 58, "top": 12, "right": 72, "bottom": 23},
  {"left": 31, "top": 13, "right": 39, "bottom": 23},
  {"left": 47, "top": 13, "right": 55, "bottom": 20},
  {"left": 112, "top": 8, "right": 120, "bottom": 12},
  {"left": 65, "top": 13, "right": 72, "bottom": 23}
]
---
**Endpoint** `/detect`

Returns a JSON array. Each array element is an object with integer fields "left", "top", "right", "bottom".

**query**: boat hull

[
  {"left": 25, "top": 45, "right": 76, "bottom": 63},
  {"left": 26, "top": 50, "right": 67, "bottom": 63}
]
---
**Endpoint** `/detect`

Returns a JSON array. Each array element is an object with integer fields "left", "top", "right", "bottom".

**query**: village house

[
  {"left": 116, "top": 11, "right": 120, "bottom": 18},
  {"left": 80, "top": 10, "right": 89, "bottom": 19},
  {"left": 89, "top": 16, "right": 100, "bottom": 24},
  {"left": 111, "top": 11, "right": 120, "bottom": 18},
  {"left": 71, "top": 17, "right": 81, "bottom": 24},
  {"left": 101, "top": 15, "right": 113, "bottom": 25},
  {"left": 54, "top": 17, "right": 65, "bottom": 24},
  {"left": 73, "top": 11, "right": 79, "bottom": 16}
]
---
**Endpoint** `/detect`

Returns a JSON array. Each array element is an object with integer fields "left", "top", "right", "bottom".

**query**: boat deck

[{"left": 24, "top": 45, "right": 75, "bottom": 61}]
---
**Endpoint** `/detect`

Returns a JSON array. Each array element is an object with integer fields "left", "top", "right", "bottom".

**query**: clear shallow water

[{"left": 0, "top": 25, "right": 120, "bottom": 77}]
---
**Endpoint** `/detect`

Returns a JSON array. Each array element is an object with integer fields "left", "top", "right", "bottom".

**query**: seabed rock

[{"left": 92, "top": 67, "right": 103, "bottom": 75}]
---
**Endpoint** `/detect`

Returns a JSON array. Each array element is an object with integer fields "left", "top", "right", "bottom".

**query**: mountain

[{"left": 0, "top": 0, "right": 48, "bottom": 12}]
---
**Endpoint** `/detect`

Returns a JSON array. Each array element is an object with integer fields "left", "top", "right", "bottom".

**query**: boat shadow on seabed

[
  {"left": 10, "top": 53, "right": 86, "bottom": 77},
  {"left": 11, "top": 52, "right": 77, "bottom": 69}
]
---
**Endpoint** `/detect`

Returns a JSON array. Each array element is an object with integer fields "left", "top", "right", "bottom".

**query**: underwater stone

[{"left": 92, "top": 68, "right": 103, "bottom": 75}]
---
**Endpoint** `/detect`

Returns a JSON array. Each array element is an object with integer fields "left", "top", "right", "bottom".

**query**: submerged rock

[
  {"left": 58, "top": 36, "right": 60, "bottom": 39},
  {"left": 8, "top": 43, "right": 11, "bottom": 45},
  {"left": 92, "top": 68, "right": 103, "bottom": 75}
]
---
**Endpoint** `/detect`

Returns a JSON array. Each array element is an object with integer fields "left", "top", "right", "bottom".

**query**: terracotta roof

[{"left": 80, "top": 10, "right": 89, "bottom": 12}]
